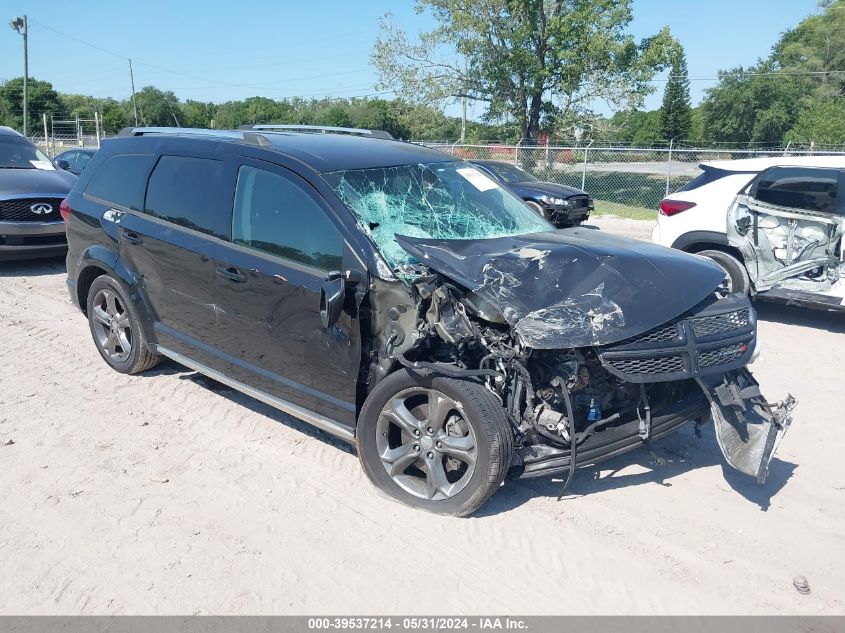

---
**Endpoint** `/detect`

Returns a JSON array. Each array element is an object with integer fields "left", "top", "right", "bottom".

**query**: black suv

[
  {"left": 0, "top": 126, "right": 76, "bottom": 260},
  {"left": 64, "top": 126, "right": 795, "bottom": 516}
]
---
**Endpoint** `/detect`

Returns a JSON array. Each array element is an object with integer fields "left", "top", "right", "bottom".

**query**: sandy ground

[{"left": 1, "top": 217, "right": 844, "bottom": 615}]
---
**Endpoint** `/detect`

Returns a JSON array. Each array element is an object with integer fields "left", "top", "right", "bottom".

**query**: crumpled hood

[
  {"left": 396, "top": 228, "right": 726, "bottom": 348},
  {"left": 0, "top": 167, "right": 77, "bottom": 197}
]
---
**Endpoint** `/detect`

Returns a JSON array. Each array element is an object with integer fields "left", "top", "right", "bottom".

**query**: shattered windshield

[{"left": 323, "top": 161, "right": 551, "bottom": 269}]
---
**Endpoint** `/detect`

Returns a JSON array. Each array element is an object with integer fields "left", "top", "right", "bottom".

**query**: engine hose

[
  {"left": 509, "top": 360, "right": 537, "bottom": 426},
  {"left": 557, "top": 384, "right": 578, "bottom": 501},
  {"left": 395, "top": 352, "right": 503, "bottom": 379}
]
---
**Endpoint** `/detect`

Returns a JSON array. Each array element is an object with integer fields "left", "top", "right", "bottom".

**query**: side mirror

[
  {"left": 55, "top": 159, "right": 70, "bottom": 171},
  {"left": 320, "top": 277, "right": 346, "bottom": 329}
]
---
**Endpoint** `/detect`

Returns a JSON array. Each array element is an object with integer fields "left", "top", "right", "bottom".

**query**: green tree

[
  {"left": 180, "top": 100, "right": 217, "bottom": 128},
  {"left": 372, "top": 0, "right": 677, "bottom": 141},
  {"left": 0, "top": 77, "right": 63, "bottom": 133},
  {"left": 700, "top": 61, "right": 802, "bottom": 145},
  {"left": 785, "top": 98, "right": 845, "bottom": 144},
  {"left": 701, "top": 0, "right": 845, "bottom": 146},
  {"left": 609, "top": 109, "right": 662, "bottom": 145},
  {"left": 659, "top": 48, "right": 692, "bottom": 142},
  {"left": 134, "top": 86, "right": 183, "bottom": 127}
]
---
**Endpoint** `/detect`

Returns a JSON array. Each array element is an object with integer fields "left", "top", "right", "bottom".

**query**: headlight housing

[{"left": 539, "top": 194, "right": 569, "bottom": 206}]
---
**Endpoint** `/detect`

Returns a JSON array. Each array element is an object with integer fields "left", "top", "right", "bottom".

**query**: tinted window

[
  {"left": 678, "top": 166, "right": 747, "bottom": 192},
  {"left": 232, "top": 165, "right": 343, "bottom": 271},
  {"left": 145, "top": 155, "right": 229, "bottom": 238},
  {"left": 755, "top": 167, "right": 840, "bottom": 213},
  {"left": 76, "top": 151, "right": 94, "bottom": 173},
  {"left": 86, "top": 153, "right": 156, "bottom": 210},
  {"left": 57, "top": 151, "right": 78, "bottom": 170},
  {"left": 480, "top": 162, "right": 538, "bottom": 184}
]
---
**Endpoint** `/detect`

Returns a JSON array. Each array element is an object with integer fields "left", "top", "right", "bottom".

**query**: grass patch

[{"left": 592, "top": 200, "right": 657, "bottom": 221}]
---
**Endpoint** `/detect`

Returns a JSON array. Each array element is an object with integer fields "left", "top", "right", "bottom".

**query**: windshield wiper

[{"left": 0, "top": 166, "right": 37, "bottom": 170}]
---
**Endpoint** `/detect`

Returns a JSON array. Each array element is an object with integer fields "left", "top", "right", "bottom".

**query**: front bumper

[
  {"left": 0, "top": 220, "right": 67, "bottom": 261},
  {"left": 515, "top": 389, "right": 708, "bottom": 478},
  {"left": 544, "top": 201, "right": 593, "bottom": 226},
  {"left": 597, "top": 293, "right": 756, "bottom": 383}
]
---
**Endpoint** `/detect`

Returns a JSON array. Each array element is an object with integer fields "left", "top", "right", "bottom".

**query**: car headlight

[{"left": 539, "top": 195, "right": 569, "bottom": 206}]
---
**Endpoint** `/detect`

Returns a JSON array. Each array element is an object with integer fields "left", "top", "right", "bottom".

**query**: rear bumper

[
  {"left": 514, "top": 390, "right": 708, "bottom": 478},
  {"left": 0, "top": 220, "right": 67, "bottom": 260}
]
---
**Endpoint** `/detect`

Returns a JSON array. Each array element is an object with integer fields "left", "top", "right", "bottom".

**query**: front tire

[
  {"left": 697, "top": 250, "right": 750, "bottom": 296},
  {"left": 357, "top": 369, "right": 513, "bottom": 517},
  {"left": 86, "top": 275, "right": 159, "bottom": 374}
]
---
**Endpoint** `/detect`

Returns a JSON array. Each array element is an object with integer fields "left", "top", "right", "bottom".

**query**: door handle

[
  {"left": 123, "top": 231, "right": 143, "bottom": 245},
  {"left": 216, "top": 265, "right": 247, "bottom": 283}
]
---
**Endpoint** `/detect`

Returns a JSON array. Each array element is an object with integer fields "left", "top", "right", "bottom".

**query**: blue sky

[{"left": 0, "top": 0, "right": 822, "bottom": 118}]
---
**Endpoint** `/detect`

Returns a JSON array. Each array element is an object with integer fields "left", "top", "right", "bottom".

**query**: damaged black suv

[{"left": 64, "top": 125, "right": 795, "bottom": 516}]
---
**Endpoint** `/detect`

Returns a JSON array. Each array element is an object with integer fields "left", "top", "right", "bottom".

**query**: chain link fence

[{"left": 424, "top": 143, "right": 845, "bottom": 219}]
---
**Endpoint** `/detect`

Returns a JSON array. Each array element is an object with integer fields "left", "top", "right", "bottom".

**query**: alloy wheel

[
  {"left": 375, "top": 387, "right": 477, "bottom": 501},
  {"left": 90, "top": 288, "right": 133, "bottom": 363}
]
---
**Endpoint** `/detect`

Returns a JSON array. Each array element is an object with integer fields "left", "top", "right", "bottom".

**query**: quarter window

[
  {"left": 145, "top": 155, "right": 229, "bottom": 238},
  {"left": 86, "top": 154, "right": 156, "bottom": 211},
  {"left": 754, "top": 167, "right": 840, "bottom": 214},
  {"left": 232, "top": 165, "right": 343, "bottom": 271}
]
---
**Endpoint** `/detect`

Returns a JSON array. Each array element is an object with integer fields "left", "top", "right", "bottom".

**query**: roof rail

[
  {"left": 237, "top": 124, "right": 394, "bottom": 140},
  {"left": 115, "top": 126, "right": 272, "bottom": 147}
]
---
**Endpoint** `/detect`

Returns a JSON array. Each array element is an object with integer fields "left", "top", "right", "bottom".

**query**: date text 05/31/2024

[{"left": 307, "top": 617, "right": 529, "bottom": 630}]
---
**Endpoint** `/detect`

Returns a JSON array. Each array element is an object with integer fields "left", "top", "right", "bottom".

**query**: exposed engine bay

[{"left": 365, "top": 231, "right": 796, "bottom": 488}]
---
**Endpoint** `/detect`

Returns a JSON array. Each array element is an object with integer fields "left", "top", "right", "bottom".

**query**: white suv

[{"left": 652, "top": 155, "right": 845, "bottom": 310}]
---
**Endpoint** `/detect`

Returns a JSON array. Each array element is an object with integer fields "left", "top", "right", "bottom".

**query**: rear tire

[
  {"left": 86, "top": 275, "right": 159, "bottom": 374},
  {"left": 357, "top": 369, "right": 513, "bottom": 517},
  {"left": 697, "top": 249, "right": 750, "bottom": 296}
]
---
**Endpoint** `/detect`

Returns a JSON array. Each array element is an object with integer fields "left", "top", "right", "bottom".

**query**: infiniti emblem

[{"left": 30, "top": 203, "right": 53, "bottom": 215}]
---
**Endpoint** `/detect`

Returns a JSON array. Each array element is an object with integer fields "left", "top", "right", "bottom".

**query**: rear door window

[
  {"left": 76, "top": 152, "right": 93, "bottom": 173},
  {"left": 232, "top": 164, "right": 344, "bottom": 271},
  {"left": 754, "top": 166, "right": 840, "bottom": 213},
  {"left": 85, "top": 153, "right": 156, "bottom": 211},
  {"left": 678, "top": 167, "right": 750, "bottom": 192},
  {"left": 144, "top": 155, "right": 230, "bottom": 238}
]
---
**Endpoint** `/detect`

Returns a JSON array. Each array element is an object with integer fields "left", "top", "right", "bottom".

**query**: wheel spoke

[
  {"left": 425, "top": 456, "right": 452, "bottom": 499},
  {"left": 116, "top": 329, "right": 131, "bottom": 355},
  {"left": 383, "top": 398, "right": 422, "bottom": 435},
  {"left": 114, "top": 315, "right": 131, "bottom": 330},
  {"left": 92, "top": 305, "right": 111, "bottom": 326},
  {"left": 426, "top": 391, "right": 454, "bottom": 433},
  {"left": 105, "top": 332, "right": 118, "bottom": 356},
  {"left": 105, "top": 291, "right": 118, "bottom": 317},
  {"left": 438, "top": 434, "right": 476, "bottom": 466},
  {"left": 381, "top": 442, "right": 419, "bottom": 477}
]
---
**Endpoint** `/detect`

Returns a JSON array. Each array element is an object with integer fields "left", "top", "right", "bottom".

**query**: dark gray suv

[
  {"left": 63, "top": 125, "right": 795, "bottom": 516},
  {"left": 0, "top": 126, "right": 76, "bottom": 260}
]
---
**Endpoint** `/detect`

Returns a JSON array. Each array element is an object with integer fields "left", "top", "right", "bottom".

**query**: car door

[
  {"left": 117, "top": 152, "right": 236, "bottom": 361},
  {"left": 212, "top": 159, "right": 363, "bottom": 428},
  {"left": 726, "top": 166, "right": 845, "bottom": 295}
]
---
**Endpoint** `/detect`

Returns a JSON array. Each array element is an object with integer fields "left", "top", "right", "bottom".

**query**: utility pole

[
  {"left": 9, "top": 15, "right": 28, "bottom": 136},
  {"left": 128, "top": 58, "right": 139, "bottom": 126}
]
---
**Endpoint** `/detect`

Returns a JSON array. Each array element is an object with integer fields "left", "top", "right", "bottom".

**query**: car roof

[
  {"left": 0, "top": 126, "right": 24, "bottom": 137},
  {"left": 114, "top": 128, "right": 455, "bottom": 173},
  {"left": 700, "top": 154, "right": 845, "bottom": 172}
]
